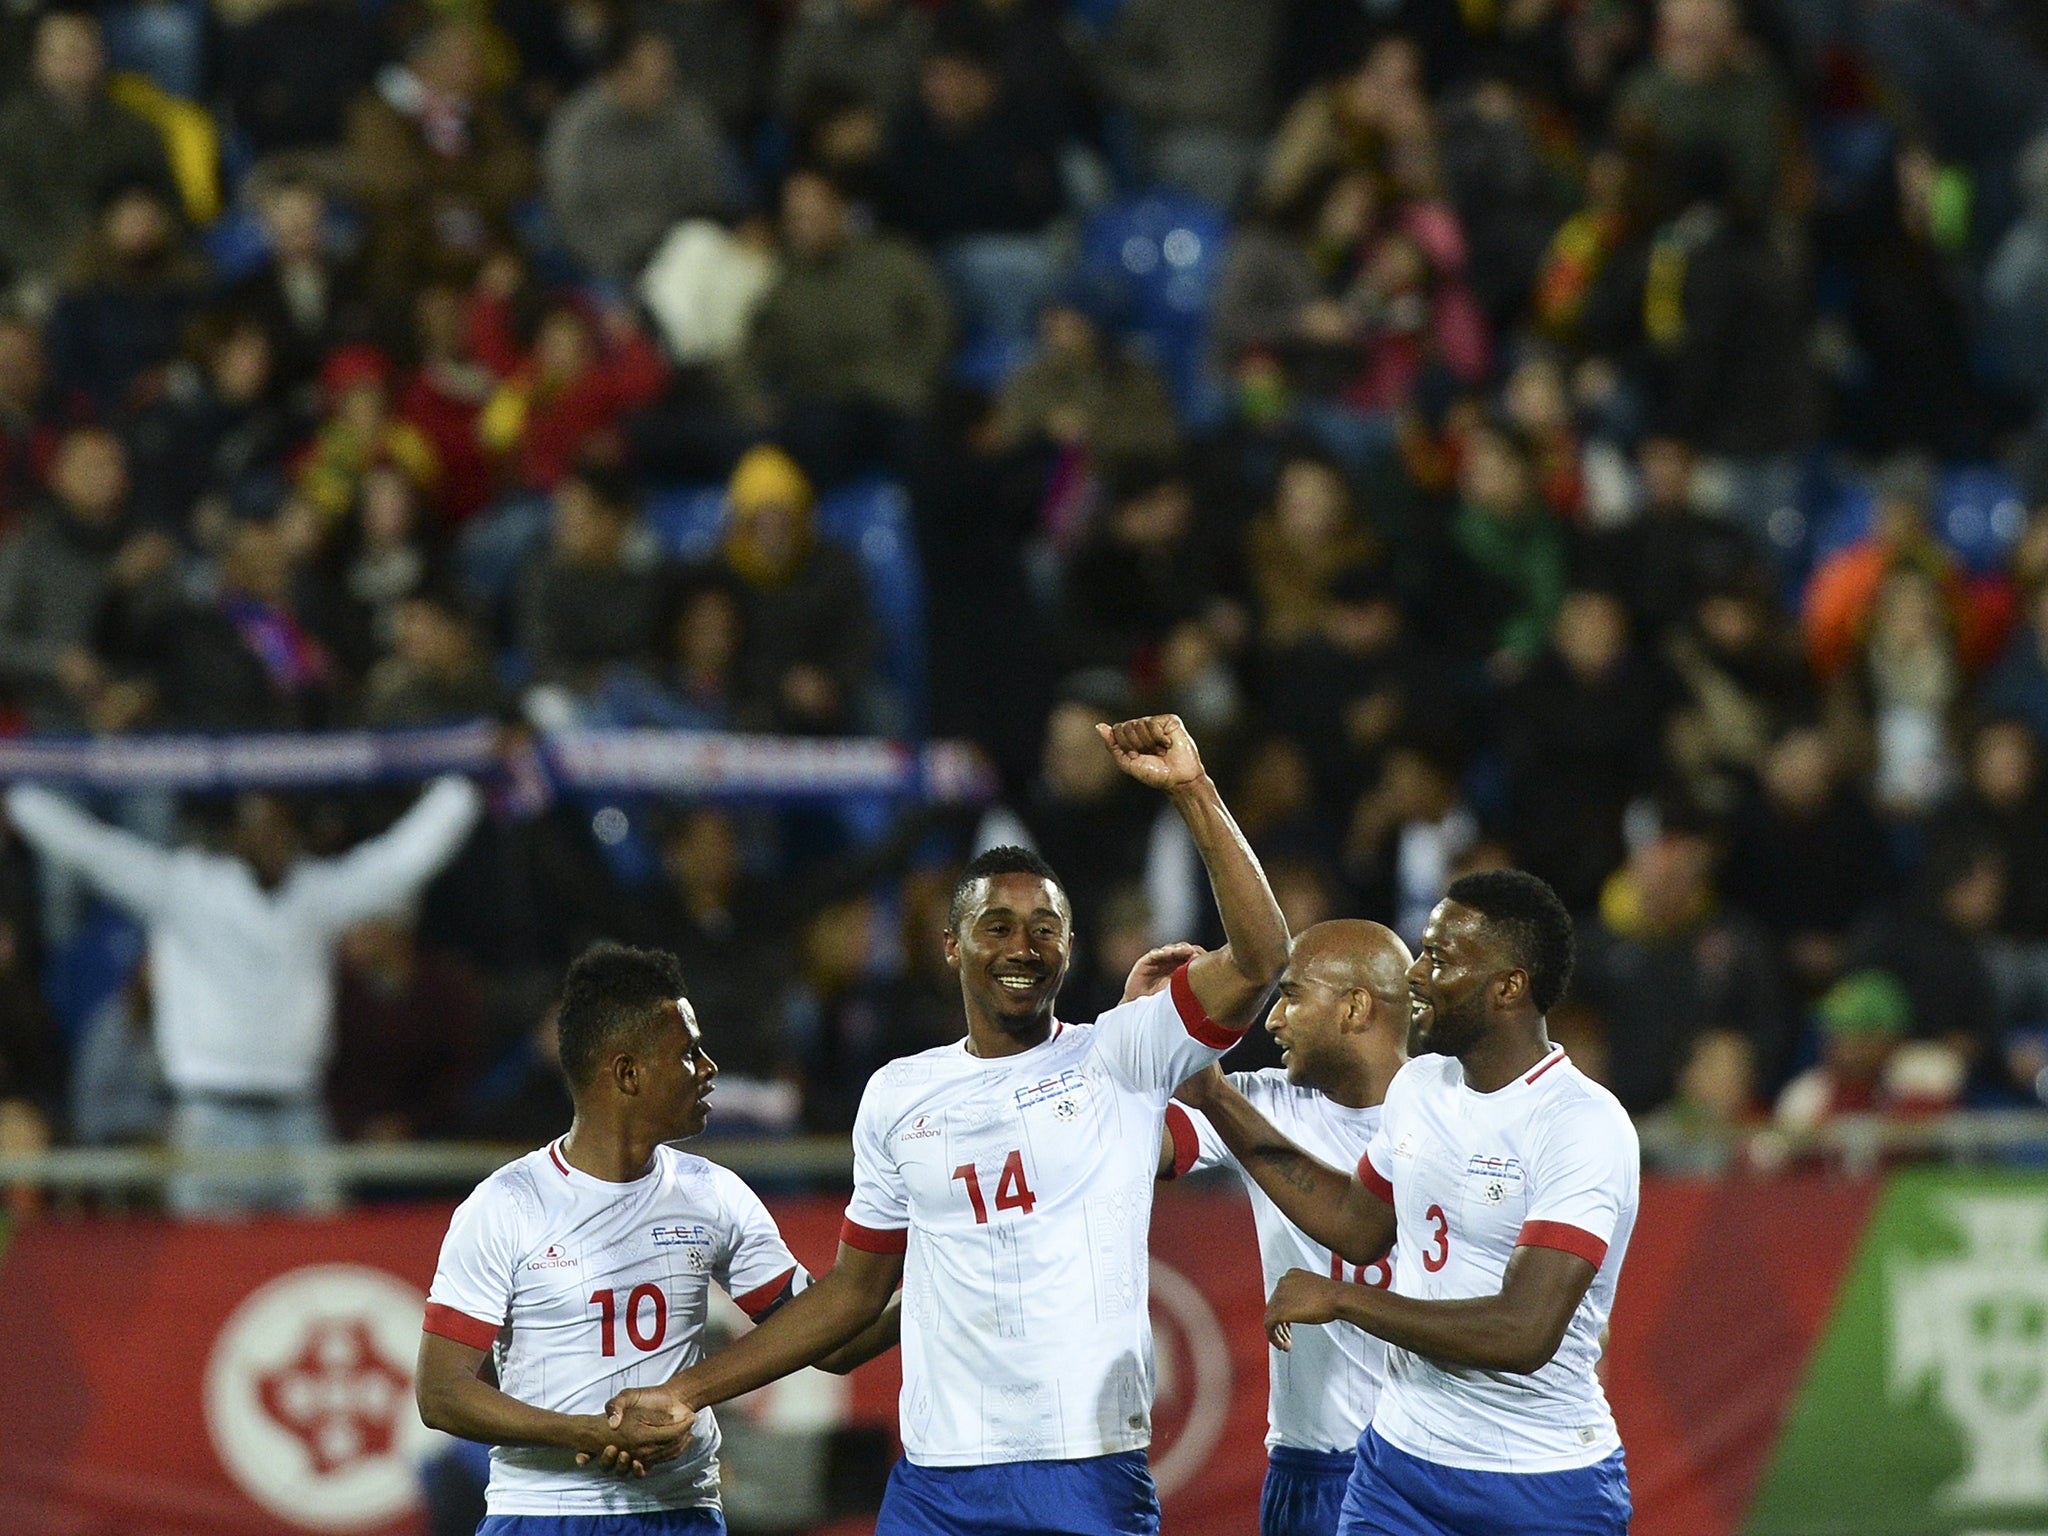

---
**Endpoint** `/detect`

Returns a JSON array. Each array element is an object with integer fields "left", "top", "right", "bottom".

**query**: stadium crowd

[{"left": 2, "top": 0, "right": 2048, "bottom": 1184}]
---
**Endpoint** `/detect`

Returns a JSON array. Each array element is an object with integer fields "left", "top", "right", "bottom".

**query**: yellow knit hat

[{"left": 727, "top": 445, "right": 814, "bottom": 514}]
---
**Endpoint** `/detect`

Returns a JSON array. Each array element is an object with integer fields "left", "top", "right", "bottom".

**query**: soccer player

[
  {"left": 415, "top": 943, "right": 889, "bottom": 1534},
  {"left": 597, "top": 713, "right": 1289, "bottom": 1536},
  {"left": 1155, "top": 920, "right": 1411, "bottom": 1536},
  {"left": 1177, "top": 870, "right": 1637, "bottom": 1536}
]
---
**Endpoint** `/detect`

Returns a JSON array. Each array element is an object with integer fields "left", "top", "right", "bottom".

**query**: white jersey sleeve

[
  {"left": 1517, "top": 1089, "right": 1639, "bottom": 1269},
  {"left": 425, "top": 1176, "right": 524, "bottom": 1350},
  {"left": 1091, "top": 964, "right": 1248, "bottom": 1096},
  {"left": 705, "top": 1162, "right": 809, "bottom": 1320},
  {"left": 842, "top": 1070, "right": 912, "bottom": 1253}
]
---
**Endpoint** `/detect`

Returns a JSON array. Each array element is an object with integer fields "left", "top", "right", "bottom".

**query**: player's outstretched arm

[
  {"left": 1265, "top": 1245, "right": 1597, "bottom": 1374},
  {"left": 1178, "top": 1066, "right": 1395, "bottom": 1265},
  {"left": 415, "top": 1332, "right": 692, "bottom": 1466},
  {"left": 813, "top": 1289, "right": 902, "bottom": 1374},
  {"left": 1098, "top": 716, "right": 1288, "bottom": 1031},
  {"left": 590, "top": 1242, "right": 904, "bottom": 1467}
]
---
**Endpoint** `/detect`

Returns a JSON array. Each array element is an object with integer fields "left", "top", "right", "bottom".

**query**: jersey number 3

[
  {"left": 590, "top": 1284, "right": 667, "bottom": 1356},
  {"left": 954, "top": 1151, "right": 1037, "bottom": 1223}
]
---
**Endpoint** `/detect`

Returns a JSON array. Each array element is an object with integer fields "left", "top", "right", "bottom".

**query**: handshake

[{"left": 575, "top": 1386, "right": 697, "bottom": 1477}]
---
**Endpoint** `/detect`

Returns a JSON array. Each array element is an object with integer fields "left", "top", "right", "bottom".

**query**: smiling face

[
  {"left": 640, "top": 998, "right": 719, "bottom": 1140},
  {"left": 1265, "top": 961, "right": 1357, "bottom": 1088},
  {"left": 946, "top": 872, "right": 1073, "bottom": 1037},
  {"left": 1405, "top": 901, "right": 1509, "bottom": 1058}
]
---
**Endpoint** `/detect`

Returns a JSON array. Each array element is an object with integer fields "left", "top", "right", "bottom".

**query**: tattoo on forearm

[{"left": 1252, "top": 1148, "right": 1319, "bottom": 1194}]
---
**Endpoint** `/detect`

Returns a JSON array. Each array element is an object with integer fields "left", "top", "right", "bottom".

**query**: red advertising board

[{"left": 0, "top": 1178, "right": 1876, "bottom": 1536}]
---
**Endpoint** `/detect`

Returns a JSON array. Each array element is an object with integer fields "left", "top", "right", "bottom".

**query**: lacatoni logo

[
  {"left": 901, "top": 1114, "right": 942, "bottom": 1141},
  {"left": 527, "top": 1242, "right": 578, "bottom": 1270},
  {"left": 204, "top": 1264, "right": 442, "bottom": 1532}
]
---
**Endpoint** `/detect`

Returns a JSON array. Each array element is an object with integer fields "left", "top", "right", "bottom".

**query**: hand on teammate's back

[
  {"left": 1264, "top": 1267, "right": 1344, "bottom": 1351},
  {"left": 1096, "top": 714, "right": 1206, "bottom": 792},
  {"left": 572, "top": 1389, "right": 694, "bottom": 1476},
  {"left": 1121, "top": 941, "right": 1205, "bottom": 1004}
]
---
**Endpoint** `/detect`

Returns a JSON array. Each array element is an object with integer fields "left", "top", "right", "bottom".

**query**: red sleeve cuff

[
  {"left": 1517, "top": 1220, "right": 1609, "bottom": 1269},
  {"left": 1356, "top": 1152, "right": 1395, "bottom": 1207},
  {"left": 840, "top": 1217, "right": 909, "bottom": 1255},
  {"left": 1164, "top": 1104, "right": 1199, "bottom": 1179},
  {"left": 423, "top": 1302, "right": 500, "bottom": 1351},
  {"left": 1170, "top": 962, "right": 1246, "bottom": 1051},
  {"left": 733, "top": 1265, "right": 799, "bottom": 1320}
]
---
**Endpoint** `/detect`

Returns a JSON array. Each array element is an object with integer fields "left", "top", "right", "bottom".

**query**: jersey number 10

[
  {"left": 590, "top": 1284, "right": 668, "bottom": 1356},
  {"left": 953, "top": 1151, "right": 1037, "bottom": 1223}
]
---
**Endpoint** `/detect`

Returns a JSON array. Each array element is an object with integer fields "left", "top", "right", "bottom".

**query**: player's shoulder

[
  {"left": 1535, "top": 1059, "right": 1639, "bottom": 1151},
  {"left": 1230, "top": 1066, "right": 1303, "bottom": 1112},
  {"left": 457, "top": 1146, "right": 554, "bottom": 1229},
  {"left": 1387, "top": 1054, "right": 1460, "bottom": 1104},
  {"left": 857, "top": 1042, "right": 964, "bottom": 1122},
  {"left": 661, "top": 1145, "right": 763, "bottom": 1206}
]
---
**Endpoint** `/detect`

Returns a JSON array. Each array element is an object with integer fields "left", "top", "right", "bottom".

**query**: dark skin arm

[
  {"left": 415, "top": 1333, "right": 692, "bottom": 1462},
  {"left": 584, "top": 1243, "right": 905, "bottom": 1470},
  {"left": 812, "top": 1289, "right": 901, "bottom": 1374},
  {"left": 1176, "top": 1065, "right": 1396, "bottom": 1265},
  {"left": 1265, "top": 1245, "right": 1598, "bottom": 1375},
  {"left": 1098, "top": 716, "right": 1290, "bottom": 1031}
]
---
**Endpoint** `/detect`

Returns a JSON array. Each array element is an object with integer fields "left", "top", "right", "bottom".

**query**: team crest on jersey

[
  {"left": 1015, "top": 1068, "right": 1087, "bottom": 1113},
  {"left": 1466, "top": 1155, "right": 1523, "bottom": 1206},
  {"left": 652, "top": 1224, "right": 715, "bottom": 1271}
]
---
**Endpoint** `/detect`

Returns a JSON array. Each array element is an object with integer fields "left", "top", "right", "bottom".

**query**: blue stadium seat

[
  {"left": 1806, "top": 463, "right": 2027, "bottom": 577},
  {"left": 1074, "top": 190, "right": 1229, "bottom": 420},
  {"left": 645, "top": 476, "right": 929, "bottom": 734}
]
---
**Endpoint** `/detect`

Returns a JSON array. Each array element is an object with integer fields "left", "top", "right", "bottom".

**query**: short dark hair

[
  {"left": 556, "top": 942, "right": 688, "bottom": 1089},
  {"left": 948, "top": 845, "right": 1065, "bottom": 932},
  {"left": 1444, "top": 869, "right": 1575, "bottom": 1013}
]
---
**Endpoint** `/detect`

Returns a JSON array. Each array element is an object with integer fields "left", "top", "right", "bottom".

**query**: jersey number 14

[{"left": 953, "top": 1151, "right": 1037, "bottom": 1222}]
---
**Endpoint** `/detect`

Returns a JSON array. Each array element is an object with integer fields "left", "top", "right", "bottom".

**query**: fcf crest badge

[{"left": 1892, "top": 1194, "right": 2048, "bottom": 1505}]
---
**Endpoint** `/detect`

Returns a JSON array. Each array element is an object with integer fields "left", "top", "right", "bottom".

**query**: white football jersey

[
  {"left": 1166, "top": 1072, "right": 1392, "bottom": 1453},
  {"left": 426, "top": 1140, "right": 808, "bottom": 1515},
  {"left": 840, "top": 966, "right": 1245, "bottom": 1467},
  {"left": 1356, "top": 1048, "right": 1638, "bottom": 1473}
]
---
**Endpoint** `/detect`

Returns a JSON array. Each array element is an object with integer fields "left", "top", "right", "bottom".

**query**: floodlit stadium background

[{"left": 0, "top": 0, "right": 2045, "bottom": 1531}]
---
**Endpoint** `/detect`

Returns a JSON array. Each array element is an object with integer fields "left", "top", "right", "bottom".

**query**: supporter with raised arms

[
  {"left": 594, "top": 713, "right": 1289, "bottom": 1536},
  {"left": 1177, "top": 870, "right": 1637, "bottom": 1536}
]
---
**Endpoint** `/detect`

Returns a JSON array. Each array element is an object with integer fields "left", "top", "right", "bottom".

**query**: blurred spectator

[
  {"left": 1260, "top": 38, "right": 1434, "bottom": 215},
  {"left": 1501, "top": 590, "right": 1671, "bottom": 910},
  {"left": 1438, "top": 74, "right": 1571, "bottom": 326},
  {"left": 516, "top": 458, "right": 669, "bottom": 693},
  {"left": 1245, "top": 452, "right": 1377, "bottom": 652},
  {"left": 988, "top": 299, "right": 1180, "bottom": 469},
  {"left": 345, "top": 18, "right": 535, "bottom": 307},
  {"left": 397, "top": 281, "right": 498, "bottom": 526},
  {"left": 878, "top": 27, "right": 1064, "bottom": 348},
  {"left": 938, "top": 0, "right": 1097, "bottom": 156},
  {"left": 1441, "top": 419, "right": 1567, "bottom": 674},
  {"left": 46, "top": 179, "right": 207, "bottom": 414},
  {"left": 1060, "top": 458, "right": 1223, "bottom": 672},
  {"left": 216, "top": 0, "right": 380, "bottom": 158},
  {"left": 362, "top": 589, "right": 503, "bottom": 728},
  {"left": 1343, "top": 742, "right": 1479, "bottom": 944},
  {"left": 4, "top": 774, "right": 482, "bottom": 1212},
  {"left": 1586, "top": 434, "right": 1758, "bottom": 643},
  {"left": 298, "top": 465, "right": 440, "bottom": 678},
  {"left": 1575, "top": 819, "right": 1784, "bottom": 1114},
  {"left": 773, "top": 0, "right": 932, "bottom": 126},
  {"left": 124, "top": 310, "right": 301, "bottom": 532},
  {"left": 1642, "top": 1027, "right": 1761, "bottom": 1168},
  {"left": 1854, "top": 565, "right": 1967, "bottom": 818},
  {"left": 468, "top": 262, "right": 668, "bottom": 494},
  {"left": 706, "top": 446, "right": 878, "bottom": 734},
  {"left": 1847, "top": 838, "right": 2005, "bottom": 1082},
  {"left": 1611, "top": 0, "right": 1790, "bottom": 223},
  {"left": 1985, "top": 132, "right": 2048, "bottom": 398},
  {"left": 1936, "top": 717, "right": 2048, "bottom": 940},
  {"left": 637, "top": 0, "right": 765, "bottom": 133},
  {"left": 740, "top": 167, "right": 952, "bottom": 471},
  {"left": 1093, "top": 0, "right": 1281, "bottom": 209},
  {"left": 776, "top": 892, "right": 892, "bottom": 1130},
  {"left": 68, "top": 962, "right": 165, "bottom": 1146},
  {"left": 1979, "top": 580, "right": 2048, "bottom": 741},
  {"left": 1662, "top": 578, "right": 1814, "bottom": 809},
  {"left": 1060, "top": 880, "right": 1160, "bottom": 1022},
  {"left": 1775, "top": 969, "right": 1963, "bottom": 1131},
  {"left": 0, "top": 424, "right": 176, "bottom": 732},
  {"left": 294, "top": 344, "right": 440, "bottom": 526},
  {"left": 585, "top": 569, "right": 749, "bottom": 729},
  {"left": 1724, "top": 726, "right": 1892, "bottom": 995},
  {"left": 327, "top": 915, "right": 485, "bottom": 1142},
  {"left": 228, "top": 178, "right": 372, "bottom": 405},
  {"left": 0, "top": 314, "right": 72, "bottom": 528},
  {"left": 542, "top": 29, "right": 732, "bottom": 286},
  {"left": 0, "top": 9, "right": 174, "bottom": 300}
]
